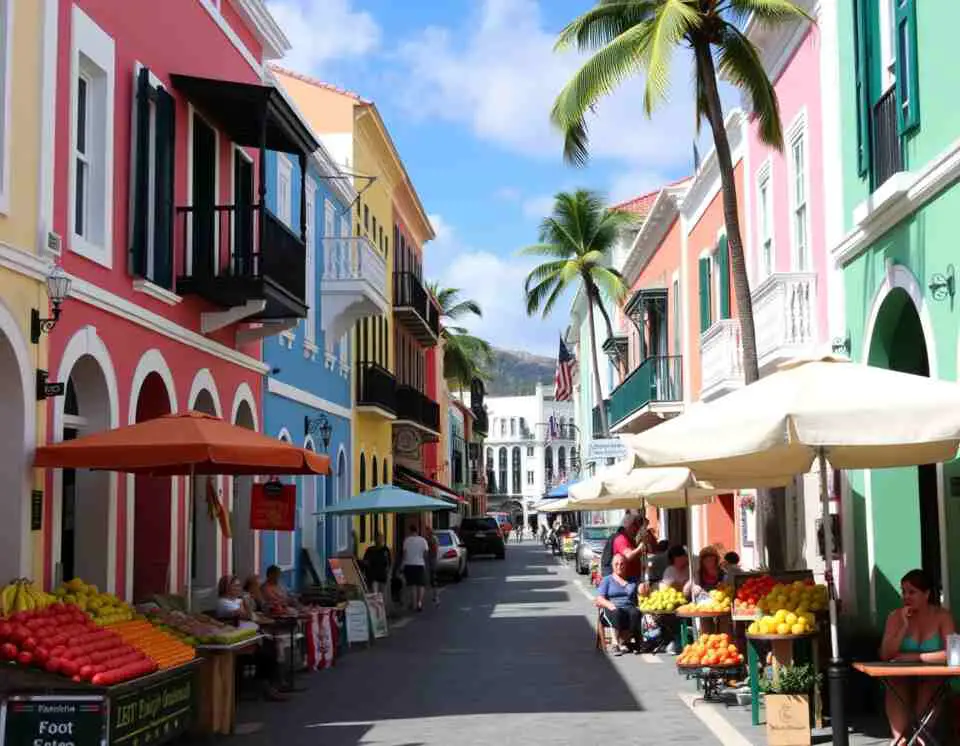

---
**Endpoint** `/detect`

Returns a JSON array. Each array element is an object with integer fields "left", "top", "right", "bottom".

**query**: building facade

[{"left": 44, "top": 0, "right": 315, "bottom": 602}]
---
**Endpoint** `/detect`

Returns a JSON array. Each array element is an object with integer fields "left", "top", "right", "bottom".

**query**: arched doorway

[
  {"left": 334, "top": 449, "right": 348, "bottom": 553},
  {"left": 132, "top": 370, "right": 174, "bottom": 601},
  {"left": 0, "top": 320, "right": 29, "bottom": 582},
  {"left": 232, "top": 397, "right": 257, "bottom": 580},
  {"left": 867, "top": 287, "right": 939, "bottom": 613},
  {"left": 191, "top": 388, "right": 219, "bottom": 591}
]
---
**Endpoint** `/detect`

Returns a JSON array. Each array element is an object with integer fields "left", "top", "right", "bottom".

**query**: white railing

[
  {"left": 752, "top": 272, "right": 817, "bottom": 369},
  {"left": 700, "top": 318, "right": 743, "bottom": 400},
  {"left": 322, "top": 235, "right": 388, "bottom": 301}
]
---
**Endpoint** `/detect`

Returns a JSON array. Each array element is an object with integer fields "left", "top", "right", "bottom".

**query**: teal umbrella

[{"left": 315, "top": 484, "right": 458, "bottom": 515}]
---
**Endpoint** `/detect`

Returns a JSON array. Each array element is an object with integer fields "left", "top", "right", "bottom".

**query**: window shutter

[
  {"left": 853, "top": 0, "right": 871, "bottom": 177},
  {"left": 894, "top": 0, "right": 920, "bottom": 135},
  {"left": 717, "top": 234, "right": 730, "bottom": 320},
  {"left": 129, "top": 67, "right": 150, "bottom": 278},
  {"left": 153, "top": 86, "right": 176, "bottom": 290},
  {"left": 698, "top": 257, "right": 711, "bottom": 333}
]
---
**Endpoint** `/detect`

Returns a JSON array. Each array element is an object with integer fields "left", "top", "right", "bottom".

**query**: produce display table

[
  {"left": 195, "top": 636, "right": 262, "bottom": 735},
  {"left": 0, "top": 660, "right": 200, "bottom": 745},
  {"left": 676, "top": 609, "right": 730, "bottom": 647},
  {"left": 853, "top": 662, "right": 960, "bottom": 746},
  {"left": 746, "top": 631, "right": 820, "bottom": 727},
  {"left": 677, "top": 662, "right": 745, "bottom": 703}
]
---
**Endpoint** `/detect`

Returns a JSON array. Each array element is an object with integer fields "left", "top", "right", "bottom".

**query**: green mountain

[{"left": 484, "top": 348, "right": 555, "bottom": 396}]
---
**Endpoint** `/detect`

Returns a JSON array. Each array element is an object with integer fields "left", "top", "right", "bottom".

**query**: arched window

[
  {"left": 498, "top": 447, "right": 507, "bottom": 496},
  {"left": 359, "top": 453, "right": 366, "bottom": 492},
  {"left": 511, "top": 447, "right": 521, "bottom": 494},
  {"left": 544, "top": 446, "right": 554, "bottom": 486},
  {"left": 372, "top": 456, "right": 379, "bottom": 487},
  {"left": 558, "top": 446, "right": 566, "bottom": 479}
]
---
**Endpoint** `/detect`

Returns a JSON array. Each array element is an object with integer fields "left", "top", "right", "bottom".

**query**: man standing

[
  {"left": 401, "top": 525, "right": 430, "bottom": 612},
  {"left": 610, "top": 514, "right": 646, "bottom": 583},
  {"left": 363, "top": 532, "right": 392, "bottom": 598}
]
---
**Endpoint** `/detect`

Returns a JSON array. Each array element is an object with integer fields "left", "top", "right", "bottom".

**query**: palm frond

[
  {"left": 525, "top": 259, "right": 572, "bottom": 286},
  {"left": 552, "top": 23, "right": 653, "bottom": 166},
  {"left": 555, "top": 1, "right": 656, "bottom": 52},
  {"left": 517, "top": 242, "right": 575, "bottom": 260},
  {"left": 642, "top": 0, "right": 701, "bottom": 116},
  {"left": 728, "top": 0, "right": 813, "bottom": 26},
  {"left": 716, "top": 21, "right": 783, "bottom": 148},
  {"left": 589, "top": 265, "right": 628, "bottom": 304},
  {"left": 445, "top": 299, "right": 483, "bottom": 320},
  {"left": 524, "top": 273, "right": 567, "bottom": 317}
]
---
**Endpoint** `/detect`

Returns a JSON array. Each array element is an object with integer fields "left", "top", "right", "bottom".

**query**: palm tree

[
  {"left": 521, "top": 189, "right": 630, "bottom": 437},
  {"left": 551, "top": 0, "right": 808, "bottom": 386},
  {"left": 427, "top": 283, "right": 494, "bottom": 392}
]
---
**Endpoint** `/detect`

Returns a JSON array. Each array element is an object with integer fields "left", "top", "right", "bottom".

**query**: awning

[
  {"left": 170, "top": 74, "right": 319, "bottom": 155},
  {"left": 394, "top": 464, "right": 468, "bottom": 504}
]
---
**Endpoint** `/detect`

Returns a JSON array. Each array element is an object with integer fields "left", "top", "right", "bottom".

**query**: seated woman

[
  {"left": 262, "top": 565, "right": 300, "bottom": 614},
  {"left": 216, "top": 575, "right": 287, "bottom": 701},
  {"left": 595, "top": 553, "right": 642, "bottom": 655},
  {"left": 660, "top": 546, "right": 690, "bottom": 591},
  {"left": 879, "top": 569, "right": 956, "bottom": 743},
  {"left": 685, "top": 546, "right": 723, "bottom": 597}
]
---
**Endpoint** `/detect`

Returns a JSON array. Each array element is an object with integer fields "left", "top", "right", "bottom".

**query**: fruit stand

[{"left": 676, "top": 633, "right": 745, "bottom": 702}]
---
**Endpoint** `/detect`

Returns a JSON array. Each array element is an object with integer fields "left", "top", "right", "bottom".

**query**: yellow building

[
  {"left": 272, "top": 68, "right": 434, "bottom": 557},
  {"left": 0, "top": 0, "right": 58, "bottom": 583}
]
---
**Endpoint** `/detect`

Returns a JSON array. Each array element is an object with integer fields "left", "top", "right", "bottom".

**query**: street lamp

[
  {"left": 304, "top": 413, "right": 332, "bottom": 452},
  {"left": 31, "top": 265, "right": 72, "bottom": 344}
]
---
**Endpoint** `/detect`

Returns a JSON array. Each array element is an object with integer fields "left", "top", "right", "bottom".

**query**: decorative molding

[
  {"left": 324, "top": 349, "right": 337, "bottom": 370},
  {"left": 680, "top": 110, "right": 745, "bottom": 228},
  {"left": 228, "top": 0, "right": 290, "bottom": 61},
  {"left": 198, "top": 0, "right": 262, "bottom": 78},
  {"left": 66, "top": 274, "right": 269, "bottom": 374},
  {"left": 267, "top": 376, "right": 352, "bottom": 420},
  {"left": 187, "top": 368, "right": 223, "bottom": 417},
  {"left": 303, "top": 339, "right": 319, "bottom": 361},
  {"left": 230, "top": 381, "right": 259, "bottom": 431},
  {"left": 132, "top": 279, "right": 183, "bottom": 306},
  {"left": 236, "top": 318, "right": 297, "bottom": 346},
  {"left": 833, "top": 136, "right": 960, "bottom": 268}
]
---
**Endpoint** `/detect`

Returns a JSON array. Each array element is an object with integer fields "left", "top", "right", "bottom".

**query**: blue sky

[{"left": 265, "top": 0, "right": 734, "bottom": 355}]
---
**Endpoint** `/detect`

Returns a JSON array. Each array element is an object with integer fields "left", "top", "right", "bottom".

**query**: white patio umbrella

[
  {"left": 538, "top": 497, "right": 572, "bottom": 513},
  {"left": 623, "top": 356, "right": 960, "bottom": 667},
  {"left": 568, "top": 465, "right": 719, "bottom": 510}
]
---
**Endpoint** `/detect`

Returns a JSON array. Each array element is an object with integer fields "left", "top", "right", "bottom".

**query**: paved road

[{"left": 227, "top": 541, "right": 730, "bottom": 746}]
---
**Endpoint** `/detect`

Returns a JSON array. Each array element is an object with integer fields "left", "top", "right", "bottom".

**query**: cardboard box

[{"left": 766, "top": 694, "right": 811, "bottom": 746}]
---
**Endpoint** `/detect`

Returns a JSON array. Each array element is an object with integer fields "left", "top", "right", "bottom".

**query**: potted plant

[{"left": 760, "top": 663, "right": 819, "bottom": 746}]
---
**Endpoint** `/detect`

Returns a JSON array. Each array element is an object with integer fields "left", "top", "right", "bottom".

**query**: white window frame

[
  {"left": 527, "top": 446, "right": 534, "bottom": 458},
  {"left": 0, "top": 0, "right": 14, "bottom": 216},
  {"left": 787, "top": 113, "right": 811, "bottom": 272},
  {"left": 526, "top": 471, "right": 534, "bottom": 485},
  {"left": 69, "top": 6, "right": 115, "bottom": 268},
  {"left": 756, "top": 160, "right": 773, "bottom": 280},
  {"left": 276, "top": 154, "right": 292, "bottom": 227},
  {"left": 323, "top": 198, "right": 336, "bottom": 275},
  {"left": 304, "top": 179, "right": 317, "bottom": 347}
]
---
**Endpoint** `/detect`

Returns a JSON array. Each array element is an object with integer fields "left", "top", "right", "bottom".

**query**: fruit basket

[{"left": 637, "top": 587, "right": 686, "bottom": 613}]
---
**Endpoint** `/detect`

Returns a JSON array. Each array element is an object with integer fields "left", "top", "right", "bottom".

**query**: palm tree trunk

[
  {"left": 586, "top": 293, "right": 609, "bottom": 437},
  {"left": 694, "top": 41, "right": 783, "bottom": 570}
]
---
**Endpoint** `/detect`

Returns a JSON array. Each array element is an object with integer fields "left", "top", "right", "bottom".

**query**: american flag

[{"left": 554, "top": 336, "right": 575, "bottom": 402}]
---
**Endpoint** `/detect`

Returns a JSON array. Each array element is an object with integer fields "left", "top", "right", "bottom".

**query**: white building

[{"left": 484, "top": 383, "right": 576, "bottom": 529}]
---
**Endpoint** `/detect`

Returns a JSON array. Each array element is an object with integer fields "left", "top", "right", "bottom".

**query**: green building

[{"left": 835, "top": 0, "right": 960, "bottom": 625}]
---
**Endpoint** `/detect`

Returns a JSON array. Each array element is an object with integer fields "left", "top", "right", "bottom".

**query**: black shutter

[
  {"left": 153, "top": 86, "right": 175, "bottom": 289},
  {"left": 129, "top": 67, "right": 150, "bottom": 278}
]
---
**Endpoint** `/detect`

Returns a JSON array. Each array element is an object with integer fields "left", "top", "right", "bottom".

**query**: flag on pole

[{"left": 554, "top": 336, "right": 575, "bottom": 402}]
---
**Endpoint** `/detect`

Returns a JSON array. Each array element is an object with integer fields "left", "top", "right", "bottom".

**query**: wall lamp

[
  {"left": 929, "top": 265, "right": 955, "bottom": 302},
  {"left": 304, "top": 412, "right": 332, "bottom": 452},
  {"left": 31, "top": 265, "right": 72, "bottom": 344}
]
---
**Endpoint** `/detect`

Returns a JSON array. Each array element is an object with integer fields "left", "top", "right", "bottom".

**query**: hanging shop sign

[
  {"left": 587, "top": 439, "right": 628, "bottom": 462},
  {"left": 2, "top": 695, "right": 107, "bottom": 746},
  {"left": 249, "top": 480, "right": 296, "bottom": 531}
]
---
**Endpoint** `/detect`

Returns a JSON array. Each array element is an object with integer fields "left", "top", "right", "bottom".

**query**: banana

[
  {"left": 12, "top": 583, "right": 26, "bottom": 612},
  {"left": 0, "top": 582, "right": 16, "bottom": 615}
]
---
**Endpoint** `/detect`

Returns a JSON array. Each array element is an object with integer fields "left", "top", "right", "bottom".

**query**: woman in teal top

[{"left": 879, "top": 569, "right": 956, "bottom": 743}]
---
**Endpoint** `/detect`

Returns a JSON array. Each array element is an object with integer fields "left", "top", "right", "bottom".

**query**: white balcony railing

[
  {"left": 700, "top": 318, "right": 743, "bottom": 401},
  {"left": 752, "top": 272, "right": 817, "bottom": 370},
  {"left": 320, "top": 236, "right": 389, "bottom": 341}
]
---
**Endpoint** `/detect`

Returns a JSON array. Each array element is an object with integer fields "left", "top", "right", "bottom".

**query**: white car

[
  {"left": 576, "top": 525, "right": 617, "bottom": 574},
  {"left": 434, "top": 529, "right": 469, "bottom": 581}
]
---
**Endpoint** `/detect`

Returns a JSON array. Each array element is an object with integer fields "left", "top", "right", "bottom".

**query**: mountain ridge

[{"left": 483, "top": 347, "right": 555, "bottom": 397}]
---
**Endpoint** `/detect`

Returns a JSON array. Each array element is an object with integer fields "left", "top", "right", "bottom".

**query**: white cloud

[
  {"left": 427, "top": 213, "right": 454, "bottom": 246},
  {"left": 394, "top": 0, "right": 734, "bottom": 175},
  {"left": 521, "top": 194, "right": 556, "bottom": 221},
  {"left": 267, "top": 0, "right": 381, "bottom": 75}
]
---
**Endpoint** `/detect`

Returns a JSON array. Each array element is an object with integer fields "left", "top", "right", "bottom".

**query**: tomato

[
  {"left": 21, "top": 637, "right": 36, "bottom": 652},
  {"left": 45, "top": 658, "right": 61, "bottom": 673},
  {"left": 16, "top": 650, "right": 33, "bottom": 666},
  {"left": 61, "top": 660, "right": 79, "bottom": 678},
  {"left": 50, "top": 646, "right": 66, "bottom": 658},
  {"left": 0, "top": 642, "right": 17, "bottom": 660}
]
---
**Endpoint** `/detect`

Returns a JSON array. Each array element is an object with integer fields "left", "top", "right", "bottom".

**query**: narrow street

[{"left": 229, "top": 541, "right": 737, "bottom": 746}]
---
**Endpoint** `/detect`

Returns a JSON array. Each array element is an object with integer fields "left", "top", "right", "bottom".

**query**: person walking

[
  {"left": 363, "top": 532, "right": 392, "bottom": 599},
  {"left": 401, "top": 524, "right": 430, "bottom": 612}
]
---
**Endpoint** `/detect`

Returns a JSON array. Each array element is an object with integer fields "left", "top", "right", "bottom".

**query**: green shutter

[
  {"left": 698, "top": 257, "right": 711, "bottom": 333},
  {"left": 129, "top": 67, "right": 150, "bottom": 278},
  {"left": 894, "top": 0, "right": 920, "bottom": 135},
  {"left": 717, "top": 235, "right": 730, "bottom": 320},
  {"left": 853, "top": 0, "right": 871, "bottom": 178},
  {"left": 153, "top": 86, "right": 176, "bottom": 290}
]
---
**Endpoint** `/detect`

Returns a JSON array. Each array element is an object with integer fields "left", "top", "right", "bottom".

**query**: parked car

[
  {"left": 458, "top": 517, "right": 506, "bottom": 559},
  {"left": 434, "top": 529, "right": 469, "bottom": 581},
  {"left": 576, "top": 525, "right": 617, "bottom": 575}
]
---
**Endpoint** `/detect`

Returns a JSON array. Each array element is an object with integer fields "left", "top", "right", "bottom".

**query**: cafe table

[
  {"left": 853, "top": 661, "right": 960, "bottom": 746},
  {"left": 260, "top": 614, "right": 307, "bottom": 692}
]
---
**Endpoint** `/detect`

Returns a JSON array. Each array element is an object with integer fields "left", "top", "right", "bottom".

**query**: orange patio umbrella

[{"left": 34, "top": 410, "right": 330, "bottom": 476}]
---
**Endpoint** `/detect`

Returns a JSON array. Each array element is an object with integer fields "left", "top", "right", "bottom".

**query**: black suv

[{"left": 457, "top": 517, "right": 506, "bottom": 559}]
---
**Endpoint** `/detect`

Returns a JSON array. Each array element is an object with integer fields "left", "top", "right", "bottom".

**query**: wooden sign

[
  {"left": 249, "top": 481, "right": 296, "bottom": 531},
  {"left": 765, "top": 694, "right": 811, "bottom": 746},
  {"left": 328, "top": 556, "right": 367, "bottom": 593}
]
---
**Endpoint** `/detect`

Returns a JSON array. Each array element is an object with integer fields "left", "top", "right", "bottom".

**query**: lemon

[{"left": 776, "top": 623, "right": 791, "bottom": 635}]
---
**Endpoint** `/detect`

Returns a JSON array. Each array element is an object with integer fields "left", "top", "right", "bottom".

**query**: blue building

[{"left": 260, "top": 110, "right": 389, "bottom": 587}]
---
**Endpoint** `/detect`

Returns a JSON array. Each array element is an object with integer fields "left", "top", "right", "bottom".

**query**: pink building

[{"left": 44, "top": 0, "right": 317, "bottom": 601}]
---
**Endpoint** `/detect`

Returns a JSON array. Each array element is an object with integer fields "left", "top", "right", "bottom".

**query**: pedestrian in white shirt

[{"left": 402, "top": 525, "right": 430, "bottom": 612}]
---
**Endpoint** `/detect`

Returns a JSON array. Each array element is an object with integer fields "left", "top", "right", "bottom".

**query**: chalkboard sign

[
  {"left": 1, "top": 694, "right": 107, "bottom": 746},
  {"left": 110, "top": 668, "right": 194, "bottom": 746}
]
